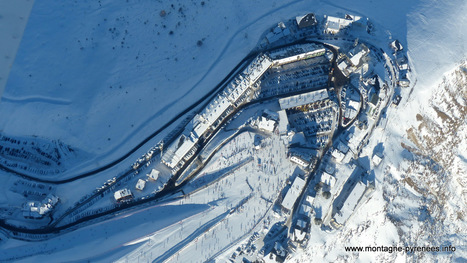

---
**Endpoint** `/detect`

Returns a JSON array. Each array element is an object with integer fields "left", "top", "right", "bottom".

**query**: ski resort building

[
  {"left": 22, "top": 194, "right": 59, "bottom": 219},
  {"left": 278, "top": 110, "right": 289, "bottom": 136},
  {"left": 372, "top": 153, "right": 383, "bottom": 166},
  {"left": 114, "top": 188, "right": 133, "bottom": 202},
  {"left": 348, "top": 44, "right": 370, "bottom": 67},
  {"left": 257, "top": 116, "right": 276, "bottom": 133},
  {"left": 282, "top": 176, "right": 306, "bottom": 213},
  {"left": 278, "top": 89, "right": 329, "bottom": 110},
  {"left": 147, "top": 169, "right": 160, "bottom": 181},
  {"left": 332, "top": 181, "right": 369, "bottom": 228},
  {"left": 135, "top": 179, "right": 146, "bottom": 191},
  {"left": 269, "top": 43, "right": 326, "bottom": 66},
  {"left": 325, "top": 14, "right": 362, "bottom": 34},
  {"left": 265, "top": 22, "right": 291, "bottom": 44},
  {"left": 162, "top": 133, "right": 198, "bottom": 171}
]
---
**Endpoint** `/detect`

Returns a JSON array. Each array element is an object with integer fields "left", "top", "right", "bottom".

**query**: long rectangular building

[
  {"left": 278, "top": 89, "right": 329, "bottom": 110},
  {"left": 269, "top": 43, "right": 326, "bottom": 66}
]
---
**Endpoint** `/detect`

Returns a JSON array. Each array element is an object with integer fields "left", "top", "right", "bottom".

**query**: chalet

[
  {"left": 135, "top": 179, "right": 146, "bottom": 191},
  {"left": 114, "top": 188, "right": 133, "bottom": 202},
  {"left": 372, "top": 153, "right": 383, "bottom": 166},
  {"left": 147, "top": 169, "right": 160, "bottom": 181}
]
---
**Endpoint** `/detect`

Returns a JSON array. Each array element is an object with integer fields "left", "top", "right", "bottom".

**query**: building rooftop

[
  {"left": 325, "top": 14, "right": 362, "bottom": 33},
  {"left": 278, "top": 110, "right": 289, "bottom": 135},
  {"left": 269, "top": 43, "right": 325, "bottom": 61},
  {"left": 258, "top": 116, "right": 276, "bottom": 133},
  {"left": 148, "top": 169, "right": 160, "bottom": 181},
  {"left": 114, "top": 188, "right": 133, "bottom": 201},
  {"left": 162, "top": 134, "right": 197, "bottom": 168},
  {"left": 334, "top": 181, "right": 367, "bottom": 225},
  {"left": 136, "top": 179, "right": 146, "bottom": 191},
  {"left": 282, "top": 176, "right": 306, "bottom": 211},
  {"left": 278, "top": 89, "right": 329, "bottom": 110}
]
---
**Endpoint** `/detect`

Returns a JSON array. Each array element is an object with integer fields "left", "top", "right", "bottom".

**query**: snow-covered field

[{"left": 0, "top": 0, "right": 466, "bottom": 262}]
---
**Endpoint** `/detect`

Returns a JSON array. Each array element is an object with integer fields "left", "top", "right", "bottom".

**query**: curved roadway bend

[
  {"left": 0, "top": 39, "right": 344, "bottom": 236},
  {"left": 0, "top": 54, "right": 256, "bottom": 184}
]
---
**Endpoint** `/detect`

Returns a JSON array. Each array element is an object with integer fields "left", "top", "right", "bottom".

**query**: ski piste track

[{"left": 0, "top": 36, "right": 396, "bottom": 241}]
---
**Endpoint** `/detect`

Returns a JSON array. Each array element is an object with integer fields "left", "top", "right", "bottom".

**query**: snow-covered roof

[
  {"left": 269, "top": 43, "right": 324, "bottom": 61},
  {"left": 242, "top": 54, "right": 272, "bottom": 84},
  {"left": 334, "top": 181, "right": 367, "bottom": 225},
  {"left": 278, "top": 89, "right": 329, "bottom": 110},
  {"left": 148, "top": 169, "right": 160, "bottom": 181},
  {"left": 338, "top": 60, "right": 349, "bottom": 71},
  {"left": 282, "top": 176, "right": 305, "bottom": 211},
  {"left": 390, "top": 40, "right": 403, "bottom": 51},
  {"left": 350, "top": 50, "right": 365, "bottom": 66},
  {"left": 202, "top": 94, "right": 231, "bottom": 125},
  {"left": 114, "top": 188, "right": 133, "bottom": 201},
  {"left": 269, "top": 43, "right": 326, "bottom": 66},
  {"left": 162, "top": 134, "right": 197, "bottom": 168},
  {"left": 192, "top": 119, "right": 210, "bottom": 139},
  {"left": 277, "top": 110, "right": 289, "bottom": 135},
  {"left": 344, "top": 107, "right": 357, "bottom": 119},
  {"left": 332, "top": 149, "right": 346, "bottom": 163},
  {"left": 294, "top": 228, "right": 306, "bottom": 242},
  {"left": 348, "top": 100, "right": 360, "bottom": 110},
  {"left": 258, "top": 117, "right": 275, "bottom": 132},
  {"left": 325, "top": 15, "right": 362, "bottom": 33},
  {"left": 136, "top": 179, "right": 146, "bottom": 191},
  {"left": 349, "top": 44, "right": 369, "bottom": 66},
  {"left": 372, "top": 154, "right": 383, "bottom": 166},
  {"left": 290, "top": 155, "right": 310, "bottom": 167},
  {"left": 326, "top": 20, "right": 340, "bottom": 33},
  {"left": 23, "top": 194, "right": 59, "bottom": 218}
]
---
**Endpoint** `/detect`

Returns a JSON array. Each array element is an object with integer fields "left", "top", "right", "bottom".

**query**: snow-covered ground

[
  {"left": 0, "top": 0, "right": 466, "bottom": 262},
  {"left": 0, "top": 0, "right": 35, "bottom": 98}
]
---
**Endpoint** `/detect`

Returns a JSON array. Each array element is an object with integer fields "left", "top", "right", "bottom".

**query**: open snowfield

[{"left": 0, "top": 0, "right": 466, "bottom": 262}]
